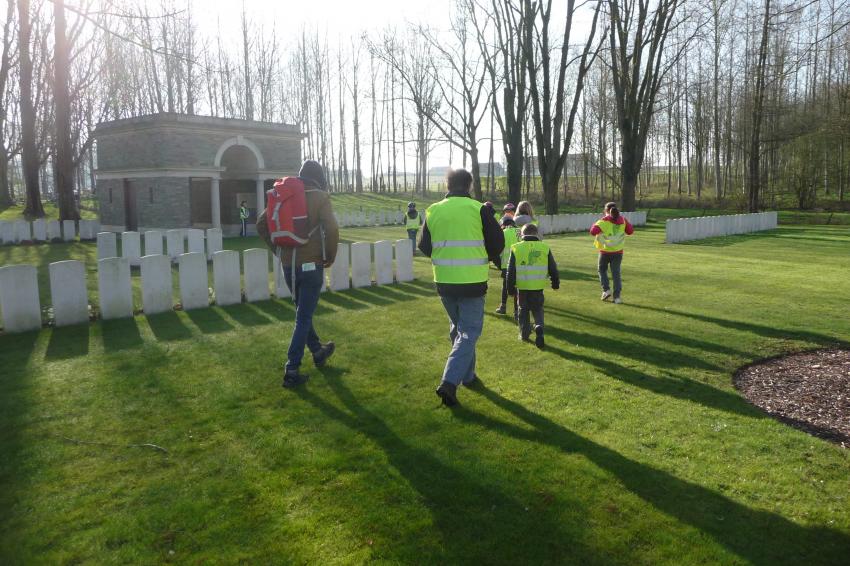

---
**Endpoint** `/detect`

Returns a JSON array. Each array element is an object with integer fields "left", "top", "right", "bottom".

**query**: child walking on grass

[
  {"left": 507, "top": 223, "right": 560, "bottom": 349},
  {"left": 495, "top": 217, "right": 520, "bottom": 319},
  {"left": 589, "top": 202, "right": 634, "bottom": 304}
]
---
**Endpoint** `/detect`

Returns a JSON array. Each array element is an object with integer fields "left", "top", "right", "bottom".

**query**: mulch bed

[{"left": 734, "top": 349, "right": 850, "bottom": 448}]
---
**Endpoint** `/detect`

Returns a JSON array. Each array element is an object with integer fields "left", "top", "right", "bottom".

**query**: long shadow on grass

[
  {"left": 459, "top": 384, "right": 850, "bottom": 565},
  {"left": 543, "top": 343, "right": 758, "bottom": 418},
  {"left": 626, "top": 304, "right": 848, "bottom": 348},
  {"left": 546, "top": 306, "right": 746, "bottom": 358},
  {"left": 297, "top": 375, "right": 595, "bottom": 563},
  {"left": 184, "top": 308, "right": 234, "bottom": 334},
  {"left": 220, "top": 303, "right": 274, "bottom": 327},
  {"left": 101, "top": 318, "right": 144, "bottom": 352},
  {"left": 46, "top": 324, "right": 90, "bottom": 359},
  {"left": 146, "top": 311, "right": 194, "bottom": 342}
]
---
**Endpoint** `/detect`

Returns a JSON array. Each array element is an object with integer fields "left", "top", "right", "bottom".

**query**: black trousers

[
  {"left": 517, "top": 289, "right": 545, "bottom": 338},
  {"left": 500, "top": 270, "right": 517, "bottom": 315}
]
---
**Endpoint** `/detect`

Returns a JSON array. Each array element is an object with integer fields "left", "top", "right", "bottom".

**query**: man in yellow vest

[
  {"left": 589, "top": 202, "right": 634, "bottom": 304},
  {"left": 419, "top": 169, "right": 505, "bottom": 407},
  {"left": 507, "top": 223, "right": 560, "bottom": 349}
]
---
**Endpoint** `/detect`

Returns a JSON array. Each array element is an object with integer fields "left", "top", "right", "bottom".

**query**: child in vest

[
  {"left": 589, "top": 202, "right": 634, "bottom": 304},
  {"left": 495, "top": 216, "right": 520, "bottom": 320},
  {"left": 501, "top": 203, "right": 516, "bottom": 224},
  {"left": 405, "top": 202, "right": 422, "bottom": 254},
  {"left": 507, "top": 223, "right": 560, "bottom": 349}
]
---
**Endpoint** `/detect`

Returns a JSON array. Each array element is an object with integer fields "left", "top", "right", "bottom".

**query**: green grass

[
  {"left": 0, "top": 200, "right": 98, "bottom": 221},
  {"left": 1, "top": 223, "right": 849, "bottom": 564}
]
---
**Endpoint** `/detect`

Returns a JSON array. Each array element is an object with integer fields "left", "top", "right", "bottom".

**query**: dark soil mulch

[{"left": 734, "top": 349, "right": 850, "bottom": 448}]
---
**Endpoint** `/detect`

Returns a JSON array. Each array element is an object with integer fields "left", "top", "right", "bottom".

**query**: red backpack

[{"left": 266, "top": 177, "right": 310, "bottom": 247}]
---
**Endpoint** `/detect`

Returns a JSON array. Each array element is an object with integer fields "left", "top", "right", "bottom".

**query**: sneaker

[
  {"left": 601, "top": 290, "right": 612, "bottom": 301},
  {"left": 495, "top": 305, "right": 506, "bottom": 315},
  {"left": 613, "top": 297, "right": 623, "bottom": 304},
  {"left": 312, "top": 342, "right": 336, "bottom": 367},
  {"left": 436, "top": 382, "right": 459, "bottom": 407},
  {"left": 534, "top": 325, "right": 545, "bottom": 349},
  {"left": 282, "top": 369, "right": 310, "bottom": 389}
]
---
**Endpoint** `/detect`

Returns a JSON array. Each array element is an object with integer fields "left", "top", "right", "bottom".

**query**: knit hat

[
  {"left": 299, "top": 160, "right": 327, "bottom": 189},
  {"left": 503, "top": 203, "right": 516, "bottom": 212}
]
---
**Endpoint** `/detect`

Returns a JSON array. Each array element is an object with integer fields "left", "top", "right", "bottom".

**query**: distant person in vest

[
  {"left": 495, "top": 216, "right": 519, "bottom": 320},
  {"left": 239, "top": 201, "right": 249, "bottom": 237},
  {"left": 507, "top": 223, "right": 560, "bottom": 349},
  {"left": 281, "top": 160, "right": 340, "bottom": 388},
  {"left": 513, "top": 201, "right": 537, "bottom": 229},
  {"left": 405, "top": 202, "right": 422, "bottom": 254},
  {"left": 589, "top": 202, "right": 634, "bottom": 304},
  {"left": 419, "top": 168, "right": 504, "bottom": 407},
  {"left": 501, "top": 202, "right": 516, "bottom": 223}
]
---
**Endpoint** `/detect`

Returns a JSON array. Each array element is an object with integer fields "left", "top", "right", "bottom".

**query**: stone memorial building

[{"left": 94, "top": 113, "right": 303, "bottom": 235}]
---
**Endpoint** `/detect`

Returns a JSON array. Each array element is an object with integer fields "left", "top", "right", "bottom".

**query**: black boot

[
  {"left": 534, "top": 325, "right": 545, "bottom": 349},
  {"left": 312, "top": 342, "right": 336, "bottom": 367},
  {"left": 436, "top": 382, "right": 459, "bottom": 407},
  {"left": 282, "top": 369, "right": 310, "bottom": 389}
]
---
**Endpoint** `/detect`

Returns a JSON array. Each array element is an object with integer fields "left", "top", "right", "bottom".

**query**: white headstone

[
  {"left": 97, "top": 232, "right": 117, "bottom": 259},
  {"left": 121, "top": 231, "right": 141, "bottom": 267},
  {"left": 98, "top": 257, "right": 133, "bottom": 320},
  {"left": 14, "top": 220, "right": 31, "bottom": 243},
  {"left": 212, "top": 250, "right": 241, "bottom": 306},
  {"left": 350, "top": 242, "right": 372, "bottom": 288},
  {"left": 144, "top": 230, "right": 163, "bottom": 256},
  {"left": 30, "top": 219, "right": 46, "bottom": 241},
  {"left": 140, "top": 254, "right": 173, "bottom": 315},
  {"left": 0, "top": 221, "right": 12, "bottom": 244},
  {"left": 374, "top": 240, "right": 394, "bottom": 285},
  {"left": 46, "top": 220, "right": 61, "bottom": 241},
  {"left": 187, "top": 228, "right": 205, "bottom": 255},
  {"left": 378, "top": 211, "right": 386, "bottom": 225},
  {"left": 272, "top": 254, "right": 292, "bottom": 299},
  {"left": 49, "top": 260, "right": 89, "bottom": 327},
  {"left": 78, "top": 220, "right": 96, "bottom": 240},
  {"left": 206, "top": 228, "right": 223, "bottom": 260},
  {"left": 329, "top": 244, "right": 351, "bottom": 291},
  {"left": 62, "top": 219, "right": 76, "bottom": 242},
  {"left": 178, "top": 252, "right": 208, "bottom": 310},
  {"left": 395, "top": 239, "right": 414, "bottom": 282},
  {"left": 166, "top": 229, "right": 184, "bottom": 260},
  {"left": 0, "top": 265, "right": 42, "bottom": 333},
  {"left": 242, "top": 248, "right": 270, "bottom": 302}
]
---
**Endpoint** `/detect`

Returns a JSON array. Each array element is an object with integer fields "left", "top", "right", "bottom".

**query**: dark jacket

[
  {"left": 506, "top": 235, "right": 560, "bottom": 295},
  {"left": 418, "top": 193, "right": 505, "bottom": 298}
]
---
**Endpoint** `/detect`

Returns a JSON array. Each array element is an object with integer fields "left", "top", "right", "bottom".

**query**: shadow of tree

[{"left": 457, "top": 384, "right": 850, "bottom": 565}]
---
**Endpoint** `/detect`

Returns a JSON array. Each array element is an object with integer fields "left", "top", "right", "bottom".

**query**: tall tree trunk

[
  {"left": 53, "top": 0, "right": 79, "bottom": 221},
  {"left": 748, "top": 0, "right": 771, "bottom": 213},
  {"left": 18, "top": 0, "right": 43, "bottom": 217}
]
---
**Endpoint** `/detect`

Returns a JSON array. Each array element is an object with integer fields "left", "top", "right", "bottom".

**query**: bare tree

[{"left": 17, "top": 0, "right": 43, "bottom": 216}]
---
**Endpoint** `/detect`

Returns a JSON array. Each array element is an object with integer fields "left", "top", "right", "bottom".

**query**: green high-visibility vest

[
  {"left": 511, "top": 240, "right": 550, "bottom": 291},
  {"left": 501, "top": 226, "right": 519, "bottom": 267},
  {"left": 239, "top": 206, "right": 249, "bottom": 220},
  {"left": 593, "top": 219, "right": 626, "bottom": 252},
  {"left": 405, "top": 213, "right": 420, "bottom": 231},
  {"left": 425, "top": 197, "right": 489, "bottom": 284}
]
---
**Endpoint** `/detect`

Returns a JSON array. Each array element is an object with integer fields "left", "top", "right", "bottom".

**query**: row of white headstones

[
  {"left": 0, "top": 218, "right": 101, "bottom": 244},
  {"left": 665, "top": 212, "right": 778, "bottom": 243},
  {"left": 335, "top": 210, "right": 408, "bottom": 228},
  {"left": 0, "top": 240, "right": 416, "bottom": 334}
]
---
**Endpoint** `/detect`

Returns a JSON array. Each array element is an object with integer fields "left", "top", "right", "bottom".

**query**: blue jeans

[
  {"left": 283, "top": 265, "right": 325, "bottom": 371},
  {"left": 439, "top": 295, "right": 485, "bottom": 386},
  {"left": 407, "top": 229, "right": 418, "bottom": 254},
  {"left": 598, "top": 253, "right": 623, "bottom": 298},
  {"left": 240, "top": 219, "right": 248, "bottom": 237}
]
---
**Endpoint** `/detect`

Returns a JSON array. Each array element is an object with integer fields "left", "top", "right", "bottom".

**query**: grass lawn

[
  {"left": 1, "top": 222, "right": 849, "bottom": 563},
  {"left": 0, "top": 200, "right": 98, "bottom": 222}
]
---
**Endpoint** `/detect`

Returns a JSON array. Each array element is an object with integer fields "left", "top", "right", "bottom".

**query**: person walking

[
  {"left": 495, "top": 216, "right": 519, "bottom": 318},
  {"left": 507, "top": 223, "right": 560, "bottom": 349},
  {"left": 405, "top": 202, "right": 422, "bottom": 254},
  {"left": 239, "top": 200, "right": 249, "bottom": 237},
  {"left": 419, "top": 169, "right": 504, "bottom": 407},
  {"left": 589, "top": 202, "right": 634, "bottom": 304},
  {"left": 276, "top": 160, "right": 339, "bottom": 387}
]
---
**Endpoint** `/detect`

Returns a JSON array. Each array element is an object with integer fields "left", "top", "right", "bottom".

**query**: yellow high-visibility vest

[
  {"left": 405, "top": 213, "right": 420, "bottom": 231},
  {"left": 501, "top": 227, "right": 519, "bottom": 267},
  {"left": 511, "top": 240, "right": 550, "bottom": 291},
  {"left": 593, "top": 219, "right": 626, "bottom": 252},
  {"left": 425, "top": 198, "right": 489, "bottom": 284}
]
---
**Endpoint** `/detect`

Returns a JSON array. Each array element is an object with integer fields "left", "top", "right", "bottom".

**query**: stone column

[
  {"left": 211, "top": 178, "right": 221, "bottom": 229},
  {"left": 256, "top": 178, "right": 265, "bottom": 213}
]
